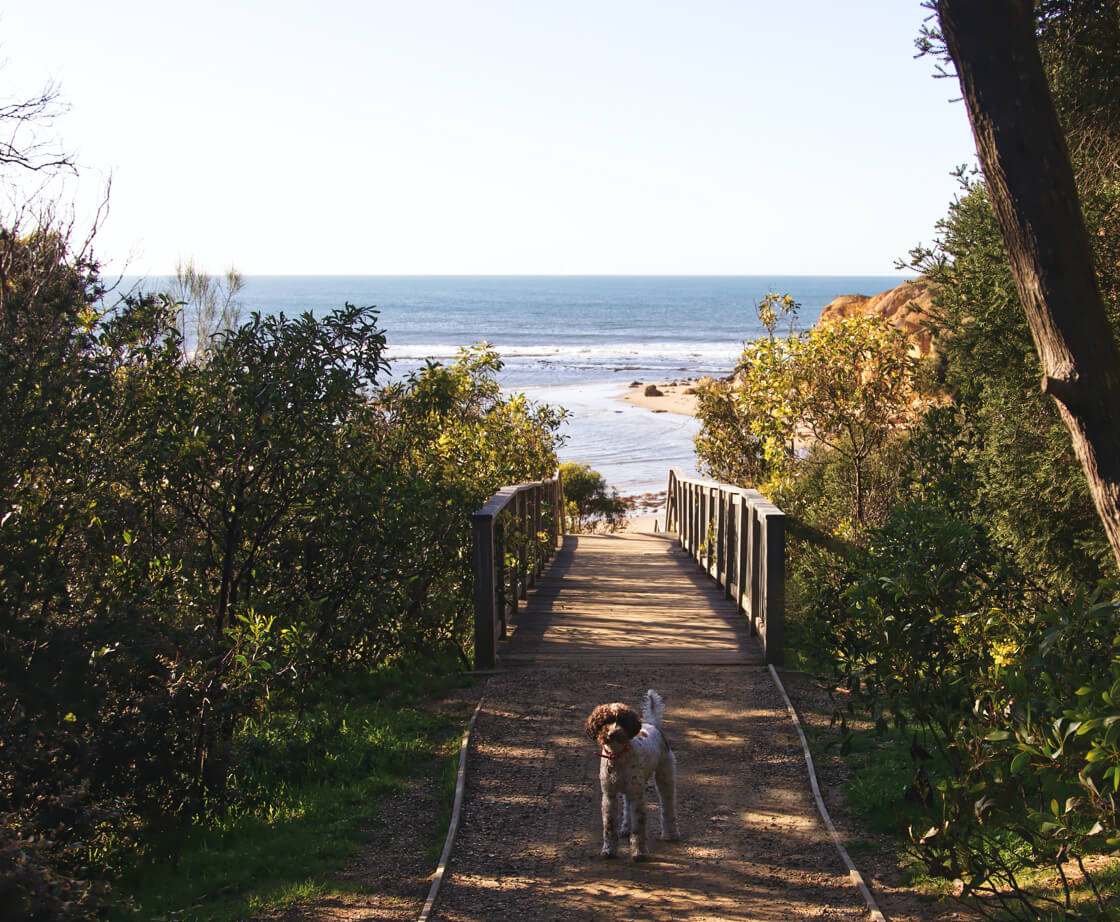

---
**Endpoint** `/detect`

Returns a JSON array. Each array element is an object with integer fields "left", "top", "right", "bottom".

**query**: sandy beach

[{"left": 617, "top": 378, "right": 702, "bottom": 416}]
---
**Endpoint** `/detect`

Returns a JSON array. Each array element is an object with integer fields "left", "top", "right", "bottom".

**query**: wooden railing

[
  {"left": 471, "top": 472, "right": 565, "bottom": 669},
  {"left": 665, "top": 468, "right": 786, "bottom": 665}
]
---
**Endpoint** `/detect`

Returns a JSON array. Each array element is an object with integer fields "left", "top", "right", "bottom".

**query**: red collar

[{"left": 599, "top": 742, "right": 631, "bottom": 760}]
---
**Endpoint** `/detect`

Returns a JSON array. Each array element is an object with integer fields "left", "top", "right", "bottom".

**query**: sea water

[{"left": 136, "top": 275, "right": 912, "bottom": 504}]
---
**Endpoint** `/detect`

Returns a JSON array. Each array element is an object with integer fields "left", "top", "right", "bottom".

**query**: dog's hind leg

[
  {"left": 655, "top": 754, "right": 680, "bottom": 841},
  {"left": 628, "top": 795, "right": 649, "bottom": 861},
  {"left": 600, "top": 792, "right": 620, "bottom": 858}
]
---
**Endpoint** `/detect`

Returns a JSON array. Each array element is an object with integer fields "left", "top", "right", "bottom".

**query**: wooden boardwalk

[{"left": 499, "top": 529, "right": 765, "bottom": 667}]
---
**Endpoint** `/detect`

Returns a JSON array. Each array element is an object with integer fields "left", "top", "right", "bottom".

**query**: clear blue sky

[{"left": 2, "top": 1, "right": 977, "bottom": 276}]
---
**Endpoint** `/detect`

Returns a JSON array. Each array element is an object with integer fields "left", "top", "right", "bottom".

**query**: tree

[
  {"left": 559, "top": 461, "right": 628, "bottom": 532},
  {"left": 692, "top": 376, "right": 769, "bottom": 487},
  {"left": 696, "top": 296, "right": 919, "bottom": 529},
  {"left": 907, "top": 171, "right": 1116, "bottom": 589},
  {"left": 170, "top": 259, "right": 245, "bottom": 359},
  {"left": 790, "top": 315, "right": 919, "bottom": 528},
  {"left": 935, "top": 0, "right": 1120, "bottom": 569}
]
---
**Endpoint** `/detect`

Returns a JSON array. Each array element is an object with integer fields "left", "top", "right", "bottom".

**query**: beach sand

[
  {"left": 610, "top": 378, "right": 706, "bottom": 519},
  {"left": 619, "top": 513, "right": 666, "bottom": 533},
  {"left": 617, "top": 379, "right": 701, "bottom": 417}
]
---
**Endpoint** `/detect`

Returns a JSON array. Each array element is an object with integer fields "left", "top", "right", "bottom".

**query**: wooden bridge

[
  {"left": 421, "top": 470, "right": 894, "bottom": 921},
  {"left": 471, "top": 468, "right": 787, "bottom": 670}
]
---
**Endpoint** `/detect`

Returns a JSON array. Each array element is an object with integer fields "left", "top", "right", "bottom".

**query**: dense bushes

[
  {"left": 0, "top": 230, "right": 562, "bottom": 917},
  {"left": 819, "top": 506, "right": 1120, "bottom": 919}
]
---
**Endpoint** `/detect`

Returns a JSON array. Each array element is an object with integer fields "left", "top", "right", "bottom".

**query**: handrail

[
  {"left": 471, "top": 470, "right": 565, "bottom": 669},
  {"left": 665, "top": 467, "right": 785, "bottom": 665}
]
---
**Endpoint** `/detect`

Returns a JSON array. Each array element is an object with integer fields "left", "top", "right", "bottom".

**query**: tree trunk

[{"left": 937, "top": 0, "right": 1120, "bottom": 570}]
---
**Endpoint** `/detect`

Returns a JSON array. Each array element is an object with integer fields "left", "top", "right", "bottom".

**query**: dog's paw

[
  {"left": 631, "top": 852, "right": 649, "bottom": 862},
  {"left": 600, "top": 848, "right": 618, "bottom": 859}
]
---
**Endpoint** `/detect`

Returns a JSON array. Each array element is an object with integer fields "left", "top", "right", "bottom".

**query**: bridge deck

[{"left": 500, "top": 531, "right": 764, "bottom": 666}]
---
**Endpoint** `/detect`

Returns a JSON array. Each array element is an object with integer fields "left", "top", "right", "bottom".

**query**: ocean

[{"left": 139, "top": 275, "right": 912, "bottom": 505}]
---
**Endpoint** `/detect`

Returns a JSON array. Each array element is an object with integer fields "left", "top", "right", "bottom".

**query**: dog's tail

[{"left": 641, "top": 689, "right": 665, "bottom": 728}]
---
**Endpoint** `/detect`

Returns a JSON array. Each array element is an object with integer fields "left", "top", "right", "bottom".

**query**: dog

[{"left": 584, "top": 688, "right": 679, "bottom": 860}]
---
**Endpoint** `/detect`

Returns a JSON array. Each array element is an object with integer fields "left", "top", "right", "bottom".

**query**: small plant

[{"left": 560, "top": 461, "right": 628, "bottom": 533}]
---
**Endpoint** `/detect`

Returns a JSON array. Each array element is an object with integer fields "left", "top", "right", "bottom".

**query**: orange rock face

[{"left": 817, "top": 278, "right": 937, "bottom": 358}]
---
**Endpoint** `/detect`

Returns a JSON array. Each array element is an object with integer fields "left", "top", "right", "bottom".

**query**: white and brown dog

[{"left": 584, "top": 688, "right": 679, "bottom": 860}]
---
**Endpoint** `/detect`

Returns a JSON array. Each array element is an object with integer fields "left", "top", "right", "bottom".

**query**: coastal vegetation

[
  {"left": 693, "top": 3, "right": 1120, "bottom": 917},
  {"left": 0, "top": 214, "right": 564, "bottom": 914},
  {"left": 560, "top": 461, "right": 629, "bottom": 533}
]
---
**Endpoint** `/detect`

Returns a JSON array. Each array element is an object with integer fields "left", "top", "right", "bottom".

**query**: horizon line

[{"left": 118, "top": 271, "right": 920, "bottom": 280}]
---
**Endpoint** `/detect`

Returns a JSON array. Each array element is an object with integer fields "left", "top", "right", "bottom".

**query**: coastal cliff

[{"left": 817, "top": 277, "right": 936, "bottom": 358}]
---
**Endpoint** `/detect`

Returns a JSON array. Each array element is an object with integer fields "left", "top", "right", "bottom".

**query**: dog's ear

[
  {"left": 585, "top": 704, "right": 612, "bottom": 741},
  {"left": 616, "top": 705, "right": 642, "bottom": 739}
]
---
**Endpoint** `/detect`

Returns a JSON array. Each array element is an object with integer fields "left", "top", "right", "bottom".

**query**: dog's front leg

[
  {"left": 618, "top": 794, "right": 630, "bottom": 836},
  {"left": 600, "top": 792, "right": 620, "bottom": 858},
  {"left": 628, "top": 796, "right": 649, "bottom": 861}
]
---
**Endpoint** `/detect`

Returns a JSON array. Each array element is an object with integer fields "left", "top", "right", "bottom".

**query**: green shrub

[{"left": 559, "top": 461, "right": 628, "bottom": 533}]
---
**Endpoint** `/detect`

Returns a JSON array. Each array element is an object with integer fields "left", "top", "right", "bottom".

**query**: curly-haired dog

[{"left": 584, "top": 688, "right": 679, "bottom": 860}]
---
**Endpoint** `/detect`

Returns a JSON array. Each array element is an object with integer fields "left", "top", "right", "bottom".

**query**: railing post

[
  {"left": 472, "top": 510, "right": 497, "bottom": 670},
  {"left": 665, "top": 470, "right": 676, "bottom": 533},
  {"left": 517, "top": 490, "right": 528, "bottom": 600},
  {"left": 680, "top": 483, "right": 689, "bottom": 555},
  {"left": 725, "top": 492, "right": 734, "bottom": 600},
  {"left": 715, "top": 487, "right": 726, "bottom": 585},
  {"left": 706, "top": 487, "right": 716, "bottom": 575},
  {"left": 496, "top": 515, "right": 510, "bottom": 635},
  {"left": 692, "top": 483, "right": 701, "bottom": 557},
  {"left": 737, "top": 495, "right": 750, "bottom": 621},
  {"left": 761, "top": 506, "right": 786, "bottom": 666},
  {"left": 749, "top": 497, "right": 762, "bottom": 634},
  {"left": 532, "top": 484, "right": 543, "bottom": 579},
  {"left": 557, "top": 471, "right": 566, "bottom": 546}
]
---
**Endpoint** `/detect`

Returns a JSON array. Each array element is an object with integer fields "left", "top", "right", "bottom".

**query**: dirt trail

[
  {"left": 433, "top": 664, "right": 868, "bottom": 921},
  {"left": 434, "top": 531, "right": 865, "bottom": 919}
]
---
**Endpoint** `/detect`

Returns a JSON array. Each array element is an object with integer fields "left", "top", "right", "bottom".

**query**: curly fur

[{"left": 584, "top": 689, "right": 679, "bottom": 860}]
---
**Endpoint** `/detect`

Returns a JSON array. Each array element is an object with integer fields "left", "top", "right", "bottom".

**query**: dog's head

[{"left": 584, "top": 702, "right": 642, "bottom": 753}]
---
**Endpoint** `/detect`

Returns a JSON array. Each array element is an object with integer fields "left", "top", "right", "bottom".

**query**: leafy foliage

[
  {"left": 695, "top": 296, "right": 919, "bottom": 530},
  {"left": 817, "top": 502, "right": 1120, "bottom": 918},
  {"left": 559, "top": 461, "right": 628, "bottom": 533},
  {"left": 0, "top": 227, "right": 563, "bottom": 919}
]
